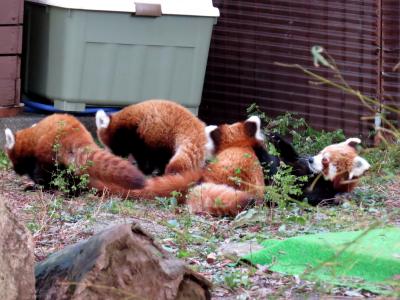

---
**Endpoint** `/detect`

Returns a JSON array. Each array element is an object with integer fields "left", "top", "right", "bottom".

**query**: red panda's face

[
  {"left": 309, "top": 138, "right": 370, "bottom": 181},
  {"left": 205, "top": 116, "right": 265, "bottom": 156}
]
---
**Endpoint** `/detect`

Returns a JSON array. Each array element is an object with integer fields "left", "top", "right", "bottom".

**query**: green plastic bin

[{"left": 23, "top": 0, "right": 219, "bottom": 113}]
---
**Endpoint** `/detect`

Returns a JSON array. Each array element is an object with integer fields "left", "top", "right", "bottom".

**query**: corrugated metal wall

[
  {"left": 382, "top": 1, "right": 400, "bottom": 124},
  {"left": 199, "top": 0, "right": 382, "bottom": 137}
]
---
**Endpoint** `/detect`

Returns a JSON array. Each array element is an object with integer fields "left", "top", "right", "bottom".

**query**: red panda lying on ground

[
  {"left": 96, "top": 100, "right": 208, "bottom": 175},
  {"left": 186, "top": 116, "right": 265, "bottom": 216},
  {"left": 94, "top": 116, "right": 266, "bottom": 217},
  {"left": 267, "top": 134, "right": 370, "bottom": 205},
  {"left": 4, "top": 114, "right": 145, "bottom": 192}
]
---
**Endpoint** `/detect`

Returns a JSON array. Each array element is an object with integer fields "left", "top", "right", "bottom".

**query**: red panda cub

[
  {"left": 4, "top": 114, "right": 145, "bottom": 192},
  {"left": 186, "top": 116, "right": 266, "bottom": 216},
  {"left": 96, "top": 100, "right": 208, "bottom": 175},
  {"left": 308, "top": 138, "right": 370, "bottom": 192}
]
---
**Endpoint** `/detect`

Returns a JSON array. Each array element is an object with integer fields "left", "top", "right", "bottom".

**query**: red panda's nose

[{"left": 308, "top": 157, "right": 314, "bottom": 164}]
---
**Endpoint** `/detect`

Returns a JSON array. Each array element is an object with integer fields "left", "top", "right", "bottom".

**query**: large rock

[
  {"left": 35, "top": 222, "right": 211, "bottom": 300},
  {"left": 0, "top": 196, "right": 35, "bottom": 300}
]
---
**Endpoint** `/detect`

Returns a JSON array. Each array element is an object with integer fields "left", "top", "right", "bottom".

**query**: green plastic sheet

[{"left": 243, "top": 228, "right": 400, "bottom": 293}]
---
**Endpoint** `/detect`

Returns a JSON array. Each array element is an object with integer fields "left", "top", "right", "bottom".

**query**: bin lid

[{"left": 26, "top": 0, "right": 220, "bottom": 17}]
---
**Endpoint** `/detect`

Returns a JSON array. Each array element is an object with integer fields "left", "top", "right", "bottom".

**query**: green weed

[
  {"left": 155, "top": 191, "right": 181, "bottom": 210},
  {"left": 104, "top": 199, "right": 137, "bottom": 215},
  {"left": 215, "top": 268, "right": 251, "bottom": 290},
  {"left": 50, "top": 121, "right": 93, "bottom": 196},
  {"left": 26, "top": 221, "right": 40, "bottom": 233},
  {"left": 247, "top": 104, "right": 345, "bottom": 155},
  {"left": 264, "top": 164, "right": 308, "bottom": 207},
  {"left": 0, "top": 150, "right": 10, "bottom": 170}
]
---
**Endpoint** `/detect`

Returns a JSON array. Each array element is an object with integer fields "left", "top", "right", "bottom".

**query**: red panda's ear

[
  {"left": 244, "top": 116, "right": 264, "bottom": 142},
  {"left": 205, "top": 125, "right": 218, "bottom": 157},
  {"left": 344, "top": 137, "right": 361, "bottom": 149},
  {"left": 209, "top": 126, "right": 221, "bottom": 147},
  {"left": 5, "top": 128, "right": 15, "bottom": 150},
  {"left": 95, "top": 110, "right": 110, "bottom": 129}
]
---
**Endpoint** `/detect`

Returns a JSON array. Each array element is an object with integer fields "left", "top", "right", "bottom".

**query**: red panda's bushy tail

[
  {"left": 140, "top": 169, "right": 203, "bottom": 201},
  {"left": 186, "top": 183, "right": 257, "bottom": 217},
  {"left": 70, "top": 147, "right": 146, "bottom": 190},
  {"left": 89, "top": 169, "right": 203, "bottom": 201}
]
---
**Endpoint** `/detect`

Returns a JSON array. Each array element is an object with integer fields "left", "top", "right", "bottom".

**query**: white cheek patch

[
  {"left": 246, "top": 115, "right": 264, "bottom": 142},
  {"left": 327, "top": 164, "right": 337, "bottom": 180},
  {"left": 349, "top": 156, "right": 371, "bottom": 179},
  {"left": 310, "top": 153, "right": 323, "bottom": 173},
  {"left": 5, "top": 128, "right": 15, "bottom": 150},
  {"left": 95, "top": 109, "right": 110, "bottom": 129},
  {"left": 31, "top": 123, "right": 37, "bottom": 128},
  {"left": 205, "top": 125, "right": 218, "bottom": 159}
]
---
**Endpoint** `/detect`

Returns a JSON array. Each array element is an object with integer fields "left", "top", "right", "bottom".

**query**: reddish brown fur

[
  {"left": 319, "top": 144, "right": 361, "bottom": 192},
  {"left": 97, "top": 100, "right": 207, "bottom": 174},
  {"left": 6, "top": 114, "right": 145, "bottom": 190},
  {"left": 98, "top": 118, "right": 265, "bottom": 217},
  {"left": 186, "top": 145, "right": 264, "bottom": 216},
  {"left": 188, "top": 121, "right": 265, "bottom": 216}
]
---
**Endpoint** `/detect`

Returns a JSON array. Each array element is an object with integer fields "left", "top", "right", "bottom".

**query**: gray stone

[
  {"left": 0, "top": 195, "right": 35, "bottom": 300},
  {"left": 217, "top": 241, "right": 264, "bottom": 258}
]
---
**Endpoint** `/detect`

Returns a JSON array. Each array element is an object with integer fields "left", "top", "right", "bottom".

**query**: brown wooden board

[
  {"left": 0, "top": 0, "right": 24, "bottom": 25},
  {"left": 0, "top": 57, "right": 21, "bottom": 108},
  {"left": 0, "top": 79, "right": 19, "bottom": 106},
  {"left": 0, "top": 26, "right": 22, "bottom": 54},
  {"left": 0, "top": 56, "right": 20, "bottom": 79}
]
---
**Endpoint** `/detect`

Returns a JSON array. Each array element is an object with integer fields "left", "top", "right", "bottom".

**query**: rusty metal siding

[
  {"left": 200, "top": 0, "right": 380, "bottom": 137},
  {"left": 381, "top": 1, "right": 400, "bottom": 120}
]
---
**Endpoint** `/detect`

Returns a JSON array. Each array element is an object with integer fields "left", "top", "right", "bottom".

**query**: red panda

[
  {"left": 96, "top": 116, "right": 266, "bottom": 217},
  {"left": 95, "top": 100, "right": 208, "bottom": 175},
  {"left": 186, "top": 116, "right": 265, "bottom": 216},
  {"left": 308, "top": 138, "right": 370, "bottom": 193},
  {"left": 4, "top": 114, "right": 145, "bottom": 192}
]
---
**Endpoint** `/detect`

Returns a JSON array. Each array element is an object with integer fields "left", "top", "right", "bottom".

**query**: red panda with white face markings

[
  {"left": 186, "top": 116, "right": 266, "bottom": 216},
  {"left": 4, "top": 114, "right": 145, "bottom": 192},
  {"left": 308, "top": 138, "right": 370, "bottom": 192},
  {"left": 95, "top": 100, "right": 208, "bottom": 175}
]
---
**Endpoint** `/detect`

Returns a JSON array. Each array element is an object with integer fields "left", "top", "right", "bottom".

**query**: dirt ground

[{"left": 2, "top": 169, "right": 400, "bottom": 299}]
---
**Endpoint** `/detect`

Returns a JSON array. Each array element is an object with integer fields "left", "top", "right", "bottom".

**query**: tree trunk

[
  {"left": 35, "top": 222, "right": 211, "bottom": 300},
  {"left": 0, "top": 196, "right": 35, "bottom": 300}
]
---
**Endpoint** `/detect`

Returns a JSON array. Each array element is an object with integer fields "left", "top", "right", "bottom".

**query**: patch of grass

[
  {"left": 26, "top": 221, "right": 40, "bottom": 233},
  {"left": 154, "top": 191, "right": 181, "bottom": 210},
  {"left": 103, "top": 199, "right": 138, "bottom": 215},
  {"left": 0, "top": 150, "right": 10, "bottom": 170},
  {"left": 362, "top": 145, "right": 400, "bottom": 179},
  {"left": 214, "top": 268, "right": 252, "bottom": 290}
]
